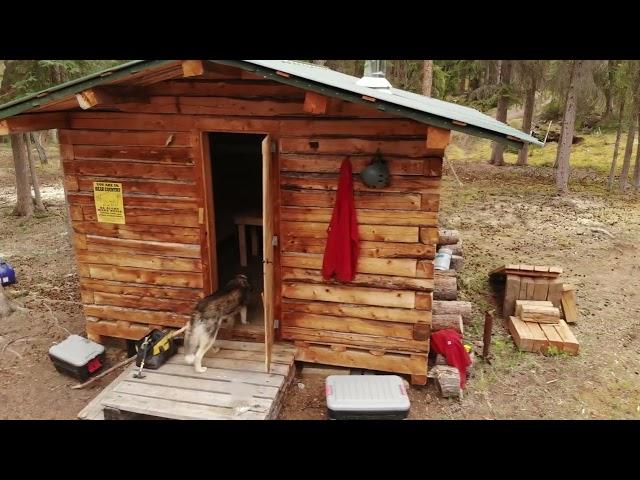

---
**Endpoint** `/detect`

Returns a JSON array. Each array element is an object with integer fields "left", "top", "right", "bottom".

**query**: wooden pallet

[
  {"left": 293, "top": 341, "right": 429, "bottom": 385},
  {"left": 508, "top": 316, "right": 579, "bottom": 355},
  {"left": 78, "top": 340, "right": 296, "bottom": 420}
]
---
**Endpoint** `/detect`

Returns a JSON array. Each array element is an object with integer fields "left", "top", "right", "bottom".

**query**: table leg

[
  {"left": 250, "top": 226, "right": 259, "bottom": 257},
  {"left": 238, "top": 224, "right": 247, "bottom": 267}
]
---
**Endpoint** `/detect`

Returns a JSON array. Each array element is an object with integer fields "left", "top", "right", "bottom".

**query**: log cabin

[{"left": 0, "top": 60, "right": 541, "bottom": 385}]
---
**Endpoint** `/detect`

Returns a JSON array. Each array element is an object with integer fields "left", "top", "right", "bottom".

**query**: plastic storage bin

[
  {"left": 48, "top": 335, "right": 106, "bottom": 381},
  {"left": 325, "top": 375, "right": 410, "bottom": 420}
]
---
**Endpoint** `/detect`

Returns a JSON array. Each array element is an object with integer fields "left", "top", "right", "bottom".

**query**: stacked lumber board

[
  {"left": 508, "top": 300, "right": 579, "bottom": 355},
  {"left": 489, "top": 264, "right": 578, "bottom": 324}
]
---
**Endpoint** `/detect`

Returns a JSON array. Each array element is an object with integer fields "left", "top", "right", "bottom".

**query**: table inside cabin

[{"left": 234, "top": 211, "right": 262, "bottom": 267}]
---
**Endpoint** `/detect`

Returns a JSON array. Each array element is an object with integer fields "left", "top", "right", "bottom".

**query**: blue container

[{"left": 0, "top": 260, "right": 17, "bottom": 286}]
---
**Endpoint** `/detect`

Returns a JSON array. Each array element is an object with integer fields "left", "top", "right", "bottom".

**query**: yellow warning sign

[{"left": 93, "top": 182, "right": 125, "bottom": 224}]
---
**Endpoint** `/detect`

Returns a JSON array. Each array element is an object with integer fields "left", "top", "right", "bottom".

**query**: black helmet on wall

[{"left": 360, "top": 150, "right": 390, "bottom": 188}]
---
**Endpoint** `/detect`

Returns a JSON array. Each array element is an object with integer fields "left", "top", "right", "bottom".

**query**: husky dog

[{"left": 184, "top": 274, "right": 252, "bottom": 373}]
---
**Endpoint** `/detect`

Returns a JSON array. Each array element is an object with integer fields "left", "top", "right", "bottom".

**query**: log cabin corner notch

[{"left": 0, "top": 60, "right": 541, "bottom": 383}]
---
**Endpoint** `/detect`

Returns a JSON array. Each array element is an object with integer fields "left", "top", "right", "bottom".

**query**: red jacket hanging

[
  {"left": 430, "top": 329, "right": 472, "bottom": 388},
  {"left": 322, "top": 158, "right": 359, "bottom": 282}
]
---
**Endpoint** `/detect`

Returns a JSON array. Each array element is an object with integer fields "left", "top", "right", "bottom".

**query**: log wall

[{"left": 58, "top": 69, "right": 444, "bottom": 381}]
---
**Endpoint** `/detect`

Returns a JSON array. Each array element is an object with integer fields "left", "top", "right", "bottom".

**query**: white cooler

[{"left": 325, "top": 375, "right": 410, "bottom": 420}]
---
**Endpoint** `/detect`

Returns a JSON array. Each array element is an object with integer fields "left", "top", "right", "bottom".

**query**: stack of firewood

[
  {"left": 428, "top": 228, "right": 474, "bottom": 400},
  {"left": 431, "top": 229, "right": 472, "bottom": 336}
]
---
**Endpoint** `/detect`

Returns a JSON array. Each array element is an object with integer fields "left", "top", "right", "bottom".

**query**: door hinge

[
  {"left": 272, "top": 235, "right": 278, "bottom": 247},
  {"left": 198, "top": 207, "right": 204, "bottom": 224},
  {"left": 274, "top": 319, "right": 280, "bottom": 329}
]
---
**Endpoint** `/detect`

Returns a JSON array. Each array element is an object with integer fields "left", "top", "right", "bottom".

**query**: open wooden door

[{"left": 262, "top": 135, "right": 275, "bottom": 372}]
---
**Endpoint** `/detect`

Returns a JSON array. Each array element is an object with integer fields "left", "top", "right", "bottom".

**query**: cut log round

[
  {"left": 431, "top": 365, "right": 462, "bottom": 399},
  {"left": 432, "top": 300, "right": 472, "bottom": 324},
  {"left": 432, "top": 314, "right": 463, "bottom": 334},
  {"left": 437, "top": 229, "right": 460, "bottom": 245},
  {"left": 434, "top": 274, "right": 457, "bottom": 300},
  {"left": 450, "top": 255, "right": 464, "bottom": 271},
  {"left": 447, "top": 241, "right": 463, "bottom": 256}
]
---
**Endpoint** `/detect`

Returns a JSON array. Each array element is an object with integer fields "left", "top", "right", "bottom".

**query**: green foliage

[{"left": 0, "top": 60, "right": 127, "bottom": 103}]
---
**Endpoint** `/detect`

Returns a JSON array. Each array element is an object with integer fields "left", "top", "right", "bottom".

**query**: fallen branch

[
  {"left": 43, "top": 302, "right": 73, "bottom": 336},
  {"left": 591, "top": 227, "right": 615, "bottom": 238},
  {"left": 443, "top": 156, "right": 464, "bottom": 187}
]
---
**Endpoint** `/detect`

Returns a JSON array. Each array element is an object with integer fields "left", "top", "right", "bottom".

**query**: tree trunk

[
  {"left": 604, "top": 60, "right": 615, "bottom": 120},
  {"left": 619, "top": 118, "right": 637, "bottom": 190},
  {"left": 422, "top": 60, "right": 433, "bottom": 97},
  {"left": 555, "top": 60, "right": 583, "bottom": 194},
  {"left": 633, "top": 111, "right": 640, "bottom": 188},
  {"left": 490, "top": 60, "right": 513, "bottom": 166},
  {"left": 25, "top": 133, "right": 45, "bottom": 211},
  {"left": 517, "top": 75, "right": 537, "bottom": 166},
  {"left": 10, "top": 134, "right": 34, "bottom": 217},
  {"left": 31, "top": 132, "right": 48, "bottom": 165},
  {"left": 487, "top": 60, "right": 500, "bottom": 85},
  {"left": 608, "top": 96, "right": 626, "bottom": 191}
]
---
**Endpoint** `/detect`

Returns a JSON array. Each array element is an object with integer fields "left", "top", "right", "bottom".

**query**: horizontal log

[
  {"left": 58, "top": 130, "right": 194, "bottom": 147},
  {"left": 281, "top": 267, "right": 434, "bottom": 292},
  {"left": 416, "top": 260, "right": 435, "bottom": 279},
  {"left": 69, "top": 112, "right": 195, "bottom": 131},
  {"left": 75, "top": 86, "right": 150, "bottom": 110},
  {"left": 282, "top": 311, "right": 415, "bottom": 339},
  {"left": 432, "top": 314, "right": 463, "bottom": 334},
  {"left": 75, "top": 177, "right": 197, "bottom": 198},
  {"left": 294, "top": 343, "right": 427, "bottom": 376},
  {"left": 68, "top": 193, "right": 197, "bottom": 210},
  {"left": 84, "top": 235, "right": 201, "bottom": 258},
  {"left": 438, "top": 229, "right": 460, "bottom": 245},
  {"left": 282, "top": 300, "right": 430, "bottom": 324},
  {"left": 84, "top": 304, "right": 189, "bottom": 327},
  {"left": 146, "top": 80, "right": 304, "bottom": 98},
  {"left": 79, "top": 278, "right": 202, "bottom": 301},
  {"left": 282, "top": 282, "right": 416, "bottom": 309},
  {"left": 72, "top": 145, "right": 194, "bottom": 164},
  {"left": 281, "top": 189, "right": 423, "bottom": 211},
  {"left": 91, "top": 291, "right": 195, "bottom": 315},
  {"left": 432, "top": 300, "right": 473, "bottom": 324},
  {"left": 76, "top": 251, "right": 202, "bottom": 273},
  {"left": 63, "top": 159, "right": 197, "bottom": 181},
  {"left": 434, "top": 273, "right": 457, "bottom": 300},
  {"left": 72, "top": 222, "right": 200, "bottom": 243},
  {"left": 86, "top": 318, "right": 152, "bottom": 341},
  {"left": 280, "top": 154, "right": 429, "bottom": 176},
  {"left": 281, "top": 236, "right": 435, "bottom": 259},
  {"left": 81, "top": 206, "right": 199, "bottom": 227},
  {"left": 280, "top": 221, "right": 419, "bottom": 243},
  {"left": 279, "top": 137, "right": 430, "bottom": 158},
  {"left": 79, "top": 264, "right": 203, "bottom": 288},
  {"left": 282, "top": 326, "right": 428, "bottom": 353},
  {"left": 280, "top": 253, "right": 417, "bottom": 277},
  {"left": 280, "top": 206, "right": 437, "bottom": 227},
  {"left": 280, "top": 172, "right": 440, "bottom": 194},
  {"left": 0, "top": 112, "right": 69, "bottom": 135}
]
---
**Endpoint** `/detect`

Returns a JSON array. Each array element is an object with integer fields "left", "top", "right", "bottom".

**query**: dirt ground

[{"left": 1, "top": 143, "right": 639, "bottom": 420}]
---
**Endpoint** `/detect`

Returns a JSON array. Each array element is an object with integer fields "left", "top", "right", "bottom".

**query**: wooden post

[{"left": 482, "top": 310, "right": 494, "bottom": 361}]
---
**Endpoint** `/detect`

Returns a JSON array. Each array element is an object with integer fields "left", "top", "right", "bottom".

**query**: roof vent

[{"left": 356, "top": 60, "right": 393, "bottom": 92}]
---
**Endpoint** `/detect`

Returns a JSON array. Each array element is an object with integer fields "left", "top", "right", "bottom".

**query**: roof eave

[
  {"left": 212, "top": 60, "right": 542, "bottom": 149},
  {"left": 0, "top": 60, "right": 174, "bottom": 121}
]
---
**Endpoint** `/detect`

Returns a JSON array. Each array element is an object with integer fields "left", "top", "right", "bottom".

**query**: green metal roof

[{"left": 0, "top": 59, "right": 542, "bottom": 148}]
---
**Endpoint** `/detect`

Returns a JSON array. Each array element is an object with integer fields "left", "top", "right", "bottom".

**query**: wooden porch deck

[{"left": 78, "top": 340, "right": 296, "bottom": 420}]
